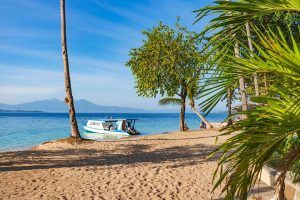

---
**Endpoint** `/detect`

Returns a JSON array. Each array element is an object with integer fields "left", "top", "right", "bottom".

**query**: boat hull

[{"left": 83, "top": 126, "right": 130, "bottom": 136}]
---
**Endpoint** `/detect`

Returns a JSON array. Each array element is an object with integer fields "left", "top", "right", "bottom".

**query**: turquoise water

[{"left": 0, "top": 113, "right": 226, "bottom": 152}]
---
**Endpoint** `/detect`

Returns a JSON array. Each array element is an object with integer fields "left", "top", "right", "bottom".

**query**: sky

[{"left": 0, "top": 0, "right": 226, "bottom": 112}]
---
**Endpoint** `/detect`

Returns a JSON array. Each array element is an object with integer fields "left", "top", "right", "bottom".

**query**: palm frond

[
  {"left": 198, "top": 25, "right": 300, "bottom": 115},
  {"left": 194, "top": 0, "right": 300, "bottom": 38},
  {"left": 212, "top": 86, "right": 300, "bottom": 198},
  {"left": 158, "top": 97, "right": 182, "bottom": 106}
]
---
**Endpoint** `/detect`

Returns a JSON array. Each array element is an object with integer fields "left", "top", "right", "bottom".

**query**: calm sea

[{"left": 0, "top": 112, "right": 226, "bottom": 152}]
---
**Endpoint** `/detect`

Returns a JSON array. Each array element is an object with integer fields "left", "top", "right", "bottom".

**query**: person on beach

[{"left": 200, "top": 121, "right": 207, "bottom": 129}]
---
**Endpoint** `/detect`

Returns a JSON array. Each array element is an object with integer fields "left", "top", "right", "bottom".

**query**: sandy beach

[{"left": 0, "top": 129, "right": 273, "bottom": 200}]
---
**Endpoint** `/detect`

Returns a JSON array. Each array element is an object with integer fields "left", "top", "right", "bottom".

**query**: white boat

[{"left": 83, "top": 118, "right": 140, "bottom": 139}]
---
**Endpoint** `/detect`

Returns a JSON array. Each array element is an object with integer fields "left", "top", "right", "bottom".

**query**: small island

[{"left": 0, "top": 109, "right": 44, "bottom": 113}]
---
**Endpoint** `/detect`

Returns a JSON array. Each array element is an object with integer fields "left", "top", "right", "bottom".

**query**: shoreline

[
  {"left": 0, "top": 131, "right": 172, "bottom": 153},
  {"left": 0, "top": 122, "right": 226, "bottom": 153},
  {"left": 0, "top": 128, "right": 275, "bottom": 199},
  {"left": 0, "top": 131, "right": 174, "bottom": 153},
  {"left": 0, "top": 129, "right": 227, "bottom": 199}
]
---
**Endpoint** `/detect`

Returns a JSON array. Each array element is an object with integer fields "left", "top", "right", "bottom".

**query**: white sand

[{"left": 0, "top": 129, "right": 230, "bottom": 199}]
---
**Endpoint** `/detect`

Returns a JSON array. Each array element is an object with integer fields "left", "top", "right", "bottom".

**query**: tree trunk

[
  {"left": 226, "top": 88, "right": 233, "bottom": 126},
  {"left": 190, "top": 105, "right": 213, "bottom": 129},
  {"left": 264, "top": 72, "right": 268, "bottom": 95},
  {"left": 274, "top": 171, "right": 287, "bottom": 200},
  {"left": 229, "top": 0, "right": 247, "bottom": 113},
  {"left": 60, "top": 0, "right": 80, "bottom": 138},
  {"left": 245, "top": 22, "right": 260, "bottom": 97},
  {"left": 234, "top": 42, "right": 248, "bottom": 112},
  {"left": 179, "top": 99, "right": 186, "bottom": 132},
  {"left": 179, "top": 87, "right": 187, "bottom": 132}
]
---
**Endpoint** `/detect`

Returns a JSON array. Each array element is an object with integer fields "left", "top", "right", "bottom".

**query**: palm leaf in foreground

[
  {"left": 199, "top": 25, "right": 300, "bottom": 115},
  {"left": 204, "top": 26, "right": 300, "bottom": 199},
  {"left": 212, "top": 89, "right": 300, "bottom": 199},
  {"left": 194, "top": 0, "right": 300, "bottom": 40}
]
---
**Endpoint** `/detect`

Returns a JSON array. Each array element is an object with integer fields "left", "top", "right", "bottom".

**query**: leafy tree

[
  {"left": 60, "top": 0, "right": 80, "bottom": 138},
  {"left": 126, "top": 21, "right": 204, "bottom": 131}
]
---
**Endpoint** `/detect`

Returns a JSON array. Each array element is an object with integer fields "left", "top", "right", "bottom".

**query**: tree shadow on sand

[
  {"left": 0, "top": 142, "right": 219, "bottom": 172},
  {"left": 119, "top": 134, "right": 220, "bottom": 142}
]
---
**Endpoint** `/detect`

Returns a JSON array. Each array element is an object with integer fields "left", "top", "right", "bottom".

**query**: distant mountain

[{"left": 0, "top": 99, "right": 145, "bottom": 113}]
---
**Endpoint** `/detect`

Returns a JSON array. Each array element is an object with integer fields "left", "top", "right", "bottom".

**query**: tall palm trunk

[
  {"left": 274, "top": 171, "right": 286, "bottom": 200},
  {"left": 245, "top": 22, "right": 259, "bottom": 97},
  {"left": 228, "top": 0, "right": 247, "bottom": 112},
  {"left": 179, "top": 87, "right": 187, "bottom": 132},
  {"left": 60, "top": 0, "right": 80, "bottom": 138},
  {"left": 226, "top": 88, "right": 233, "bottom": 126},
  {"left": 234, "top": 42, "right": 248, "bottom": 112},
  {"left": 190, "top": 100, "right": 213, "bottom": 129},
  {"left": 264, "top": 72, "right": 268, "bottom": 95}
]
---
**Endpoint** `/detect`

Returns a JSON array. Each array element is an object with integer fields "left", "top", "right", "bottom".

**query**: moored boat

[{"left": 83, "top": 119, "right": 140, "bottom": 139}]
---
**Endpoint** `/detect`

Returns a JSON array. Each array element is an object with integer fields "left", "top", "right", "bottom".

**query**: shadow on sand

[{"left": 0, "top": 141, "right": 219, "bottom": 172}]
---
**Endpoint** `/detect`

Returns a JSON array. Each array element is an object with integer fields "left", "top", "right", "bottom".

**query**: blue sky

[{"left": 0, "top": 0, "right": 226, "bottom": 111}]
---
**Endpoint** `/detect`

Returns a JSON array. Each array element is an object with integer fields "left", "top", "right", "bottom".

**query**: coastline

[
  {"left": 0, "top": 112, "right": 227, "bottom": 153},
  {"left": 0, "top": 129, "right": 227, "bottom": 199},
  {"left": 0, "top": 128, "right": 276, "bottom": 199},
  {"left": 0, "top": 122, "right": 227, "bottom": 153}
]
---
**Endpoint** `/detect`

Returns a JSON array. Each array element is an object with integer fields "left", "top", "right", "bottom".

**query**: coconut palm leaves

[
  {"left": 210, "top": 26, "right": 300, "bottom": 199},
  {"left": 199, "top": 26, "right": 300, "bottom": 115},
  {"left": 195, "top": 4, "right": 300, "bottom": 200},
  {"left": 212, "top": 86, "right": 300, "bottom": 199},
  {"left": 195, "top": 0, "right": 300, "bottom": 38}
]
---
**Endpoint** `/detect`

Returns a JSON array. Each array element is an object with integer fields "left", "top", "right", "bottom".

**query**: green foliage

[
  {"left": 199, "top": 25, "right": 300, "bottom": 115},
  {"left": 212, "top": 26, "right": 300, "bottom": 199},
  {"left": 195, "top": 0, "right": 300, "bottom": 41},
  {"left": 126, "top": 20, "right": 204, "bottom": 98},
  {"left": 158, "top": 97, "right": 181, "bottom": 106},
  {"left": 284, "top": 135, "right": 300, "bottom": 183},
  {"left": 195, "top": 0, "right": 300, "bottom": 198}
]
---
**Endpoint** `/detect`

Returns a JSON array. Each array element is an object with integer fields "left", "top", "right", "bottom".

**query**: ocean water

[{"left": 0, "top": 112, "right": 226, "bottom": 152}]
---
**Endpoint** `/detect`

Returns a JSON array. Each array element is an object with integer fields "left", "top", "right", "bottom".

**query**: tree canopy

[{"left": 126, "top": 21, "right": 204, "bottom": 98}]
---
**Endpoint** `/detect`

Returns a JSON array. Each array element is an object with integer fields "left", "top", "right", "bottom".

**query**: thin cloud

[
  {"left": 0, "top": 85, "right": 62, "bottom": 96},
  {"left": 0, "top": 44, "right": 59, "bottom": 60},
  {"left": 0, "top": 45, "right": 127, "bottom": 74},
  {"left": 69, "top": 10, "right": 142, "bottom": 44},
  {"left": 91, "top": 1, "right": 154, "bottom": 26},
  {"left": 0, "top": 65, "right": 132, "bottom": 95},
  {"left": 0, "top": 27, "right": 57, "bottom": 38}
]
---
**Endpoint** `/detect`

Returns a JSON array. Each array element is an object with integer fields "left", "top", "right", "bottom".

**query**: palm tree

[
  {"left": 60, "top": 0, "right": 80, "bottom": 138},
  {"left": 226, "top": 88, "right": 233, "bottom": 126},
  {"left": 245, "top": 22, "right": 260, "bottom": 96},
  {"left": 159, "top": 81, "right": 213, "bottom": 129},
  {"left": 179, "top": 85, "right": 188, "bottom": 131},
  {"left": 195, "top": 0, "right": 300, "bottom": 199},
  {"left": 158, "top": 97, "right": 187, "bottom": 130},
  {"left": 229, "top": 0, "right": 248, "bottom": 112},
  {"left": 188, "top": 80, "right": 213, "bottom": 129},
  {"left": 189, "top": 99, "right": 213, "bottom": 129},
  {"left": 208, "top": 26, "right": 300, "bottom": 200},
  {"left": 235, "top": 42, "right": 248, "bottom": 112}
]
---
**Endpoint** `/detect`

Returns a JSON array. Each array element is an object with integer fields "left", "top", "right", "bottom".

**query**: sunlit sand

[{"left": 0, "top": 129, "right": 228, "bottom": 200}]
